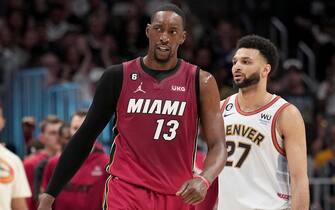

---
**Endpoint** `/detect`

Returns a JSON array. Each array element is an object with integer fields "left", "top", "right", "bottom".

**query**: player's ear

[
  {"left": 179, "top": 31, "right": 186, "bottom": 45},
  {"left": 145, "top": 24, "right": 150, "bottom": 38},
  {"left": 263, "top": 64, "right": 271, "bottom": 76}
]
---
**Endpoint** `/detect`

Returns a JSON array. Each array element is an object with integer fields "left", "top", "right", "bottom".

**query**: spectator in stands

[
  {"left": 317, "top": 53, "right": 335, "bottom": 119},
  {"left": 46, "top": 3, "right": 72, "bottom": 42},
  {"left": 194, "top": 46, "right": 215, "bottom": 73},
  {"left": 57, "top": 123, "right": 71, "bottom": 150},
  {"left": 213, "top": 64, "right": 235, "bottom": 100},
  {"left": 41, "top": 110, "right": 109, "bottom": 210},
  {"left": 0, "top": 103, "right": 32, "bottom": 210},
  {"left": 22, "top": 116, "right": 36, "bottom": 147},
  {"left": 38, "top": 52, "right": 62, "bottom": 86},
  {"left": 20, "top": 28, "right": 40, "bottom": 67},
  {"left": 23, "top": 115, "right": 62, "bottom": 210},
  {"left": 314, "top": 121, "right": 335, "bottom": 173},
  {"left": 86, "top": 12, "right": 111, "bottom": 67},
  {"left": 26, "top": 140, "right": 44, "bottom": 157},
  {"left": 0, "top": 23, "right": 24, "bottom": 94},
  {"left": 280, "top": 58, "right": 317, "bottom": 154}
]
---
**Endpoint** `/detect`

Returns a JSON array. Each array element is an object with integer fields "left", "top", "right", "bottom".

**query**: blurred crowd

[{"left": 0, "top": 0, "right": 335, "bottom": 208}]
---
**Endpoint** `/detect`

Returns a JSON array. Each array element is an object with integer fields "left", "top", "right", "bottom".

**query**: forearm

[
  {"left": 291, "top": 175, "right": 310, "bottom": 210},
  {"left": 200, "top": 141, "right": 227, "bottom": 184}
]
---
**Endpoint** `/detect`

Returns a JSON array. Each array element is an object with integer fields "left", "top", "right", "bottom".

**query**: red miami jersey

[{"left": 108, "top": 57, "right": 199, "bottom": 194}]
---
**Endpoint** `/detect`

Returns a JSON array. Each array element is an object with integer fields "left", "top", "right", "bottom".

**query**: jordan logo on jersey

[{"left": 133, "top": 82, "right": 146, "bottom": 93}]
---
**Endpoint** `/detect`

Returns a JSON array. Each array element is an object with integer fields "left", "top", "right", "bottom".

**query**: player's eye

[{"left": 154, "top": 27, "right": 162, "bottom": 32}]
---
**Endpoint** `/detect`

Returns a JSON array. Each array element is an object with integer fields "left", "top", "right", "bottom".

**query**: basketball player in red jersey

[{"left": 38, "top": 3, "right": 227, "bottom": 210}]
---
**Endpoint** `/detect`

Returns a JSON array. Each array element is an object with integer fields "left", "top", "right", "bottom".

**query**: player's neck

[
  {"left": 237, "top": 84, "right": 273, "bottom": 112},
  {"left": 143, "top": 55, "right": 178, "bottom": 71}
]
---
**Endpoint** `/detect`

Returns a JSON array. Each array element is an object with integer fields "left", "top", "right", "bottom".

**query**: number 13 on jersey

[{"left": 154, "top": 119, "right": 180, "bottom": 141}]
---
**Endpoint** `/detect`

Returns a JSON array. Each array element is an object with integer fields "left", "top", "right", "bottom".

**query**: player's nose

[{"left": 160, "top": 32, "right": 169, "bottom": 43}]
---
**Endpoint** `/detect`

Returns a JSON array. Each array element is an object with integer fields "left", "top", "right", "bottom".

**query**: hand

[
  {"left": 176, "top": 177, "right": 209, "bottom": 205},
  {"left": 37, "top": 193, "right": 55, "bottom": 210}
]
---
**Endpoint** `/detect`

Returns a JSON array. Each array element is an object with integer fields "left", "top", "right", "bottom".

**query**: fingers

[
  {"left": 176, "top": 182, "right": 189, "bottom": 196},
  {"left": 177, "top": 179, "right": 207, "bottom": 205},
  {"left": 183, "top": 189, "right": 205, "bottom": 204}
]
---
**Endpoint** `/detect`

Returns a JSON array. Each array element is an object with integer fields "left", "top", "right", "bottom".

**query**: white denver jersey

[{"left": 218, "top": 94, "right": 291, "bottom": 210}]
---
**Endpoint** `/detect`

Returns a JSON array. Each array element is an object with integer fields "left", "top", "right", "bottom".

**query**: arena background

[{"left": 0, "top": 0, "right": 334, "bottom": 209}]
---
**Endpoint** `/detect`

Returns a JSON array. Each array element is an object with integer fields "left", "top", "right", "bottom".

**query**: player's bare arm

[
  {"left": 278, "top": 104, "right": 310, "bottom": 210},
  {"left": 177, "top": 70, "right": 227, "bottom": 205}
]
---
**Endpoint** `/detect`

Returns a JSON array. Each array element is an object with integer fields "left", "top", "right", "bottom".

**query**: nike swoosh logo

[{"left": 223, "top": 113, "right": 234, "bottom": 117}]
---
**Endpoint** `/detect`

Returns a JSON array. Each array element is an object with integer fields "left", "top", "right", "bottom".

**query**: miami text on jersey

[{"left": 127, "top": 99, "right": 187, "bottom": 116}]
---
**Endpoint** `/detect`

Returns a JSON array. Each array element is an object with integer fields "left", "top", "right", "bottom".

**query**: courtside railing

[
  {"left": 310, "top": 177, "right": 335, "bottom": 210},
  {"left": 3, "top": 68, "right": 112, "bottom": 157}
]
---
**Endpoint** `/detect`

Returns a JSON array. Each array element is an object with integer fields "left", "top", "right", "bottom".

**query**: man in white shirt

[{"left": 0, "top": 104, "right": 32, "bottom": 210}]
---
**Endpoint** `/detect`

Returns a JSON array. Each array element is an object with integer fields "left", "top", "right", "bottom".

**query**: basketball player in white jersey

[{"left": 218, "top": 35, "right": 309, "bottom": 210}]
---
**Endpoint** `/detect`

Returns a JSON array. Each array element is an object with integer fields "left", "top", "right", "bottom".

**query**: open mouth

[
  {"left": 233, "top": 73, "right": 243, "bottom": 81},
  {"left": 156, "top": 45, "right": 170, "bottom": 52}
]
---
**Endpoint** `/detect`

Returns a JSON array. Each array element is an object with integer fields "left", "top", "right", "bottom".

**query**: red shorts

[{"left": 104, "top": 176, "right": 195, "bottom": 210}]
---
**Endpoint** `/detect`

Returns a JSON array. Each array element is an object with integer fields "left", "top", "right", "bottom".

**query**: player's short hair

[
  {"left": 151, "top": 3, "right": 186, "bottom": 28},
  {"left": 236, "top": 35, "right": 279, "bottom": 73},
  {"left": 40, "top": 115, "right": 63, "bottom": 133}
]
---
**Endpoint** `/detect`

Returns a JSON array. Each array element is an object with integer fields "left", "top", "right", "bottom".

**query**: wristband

[{"left": 194, "top": 174, "right": 210, "bottom": 189}]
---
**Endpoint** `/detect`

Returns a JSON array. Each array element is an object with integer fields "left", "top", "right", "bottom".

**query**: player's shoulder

[
  {"left": 105, "top": 64, "right": 124, "bottom": 75},
  {"left": 277, "top": 101, "right": 304, "bottom": 128},
  {"left": 199, "top": 69, "right": 213, "bottom": 79},
  {"left": 198, "top": 69, "right": 217, "bottom": 89},
  {"left": 279, "top": 102, "right": 300, "bottom": 118},
  {"left": 97, "top": 64, "right": 124, "bottom": 85}
]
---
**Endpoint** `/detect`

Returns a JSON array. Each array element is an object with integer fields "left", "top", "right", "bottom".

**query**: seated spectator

[
  {"left": 23, "top": 115, "right": 62, "bottom": 210},
  {"left": 41, "top": 110, "right": 109, "bottom": 210},
  {"left": 22, "top": 116, "right": 36, "bottom": 148}
]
